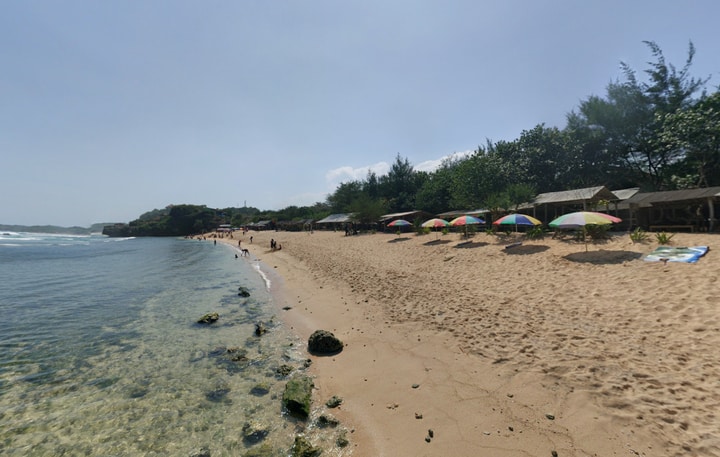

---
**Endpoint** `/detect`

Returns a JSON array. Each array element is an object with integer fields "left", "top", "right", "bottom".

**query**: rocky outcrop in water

[
  {"left": 254, "top": 322, "right": 267, "bottom": 336},
  {"left": 290, "top": 435, "right": 322, "bottom": 457},
  {"left": 197, "top": 312, "right": 219, "bottom": 324},
  {"left": 241, "top": 443, "right": 276, "bottom": 457},
  {"left": 242, "top": 420, "right": 269, "bottom": 443},
  {"left": 282, "top": 375, "right": 313, "bottom": 418},
  {"left": 238, "top": 286, "right": 251, "bottom": 297},
  {"left": 307, "top": 330, "right": 343, "bottom": 355}
]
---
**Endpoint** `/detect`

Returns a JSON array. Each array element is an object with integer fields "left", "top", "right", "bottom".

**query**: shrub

[
  {"left": 655, "top": 232, "right": 674, "bottom": 245},
  {"left": 525, "top": 226, "right": 547, "bottom": 240},
  {"left": 629, "top": 227, "right": 649, "bottom": 243},
  {"left": 585, "top": 224, "right": 610, "bottom": 240}
]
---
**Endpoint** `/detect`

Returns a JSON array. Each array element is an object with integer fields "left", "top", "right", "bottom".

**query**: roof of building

[
  {"left": 379, "top": 210, "right": 433, "bottom": 222},
  {"left": 625, "top": 187, "right": 720, "bottom": 206},
  {"left": 316, "top": 213, "right": 355, "bottom": 224},
  {"left": 436, "top": 209, "right": 489, "bottom": 218},
  {"left": 532, "top": 186, "right": 617, "bottom": 205},
  {"left": 611, "top": 187, "right": 641, "bottom": 201}
]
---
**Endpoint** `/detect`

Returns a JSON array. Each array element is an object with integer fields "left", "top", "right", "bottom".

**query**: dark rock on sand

[
  {"left": 197, "top": 312, "right": 219, "bottom": 324},
  {"left": 307, "top": 330, "right": 343, "bottom": 355},
  {"left": 336, "top": 429, "right": 350, "bottom": 448},
  {"left": 290, "top": 435, "right": 322, "bottom": 457},
  {"left": 282, "top": 375, "right": 314, "bottom": 419},
  {"left": 325, "top": 395, "right": 343, "bottom": 408},
  {"left": 316, "top": 414, "right": 340, "bottom": 428}
]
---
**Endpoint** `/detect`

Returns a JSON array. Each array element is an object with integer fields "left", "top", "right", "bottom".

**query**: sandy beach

[{"left": 219, "top": 229, "right": 719, "bottom": 457}]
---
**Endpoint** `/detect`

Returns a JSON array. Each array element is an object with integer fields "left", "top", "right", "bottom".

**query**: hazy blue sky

[{"left": 2, "top": 1, "right": 718, "bottom": 226}]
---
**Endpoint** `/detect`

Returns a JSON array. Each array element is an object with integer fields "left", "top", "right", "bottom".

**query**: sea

[{"left": 0, "top": 232, "right": 337, "bottom": 457}]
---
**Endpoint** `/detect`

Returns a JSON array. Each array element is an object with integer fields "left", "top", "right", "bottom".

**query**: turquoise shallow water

[{"left": 0, "top": 233, "right": 329, "bottom": 456}]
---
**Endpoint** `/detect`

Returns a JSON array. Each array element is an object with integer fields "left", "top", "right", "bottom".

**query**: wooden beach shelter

[
  {"left": 621, "top": 187, "right": 720, "bottom": 232},
  {"left": 379, "top": 210, "right": 433, "bottom": 232},
  {"left": 528, "top": 186, "right": 618, "bottom": 224},
  {"left": 315, "top": 213, "right": 356, "bottom": 230}
]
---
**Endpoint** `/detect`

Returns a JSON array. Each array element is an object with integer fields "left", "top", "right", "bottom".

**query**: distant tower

[{"left": 244, "top": 200, "right": 247, "bottom": 208}]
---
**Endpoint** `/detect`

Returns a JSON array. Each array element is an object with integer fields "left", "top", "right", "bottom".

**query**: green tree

[
  {"left": 570, "top": 41, "right": 708, "bottom": 189},
  {"left": 327, "top": 181, "right": 364, "bottom": 212},
  {"left": 380, "top": 154, "right": 418, "bottom": 211},
  {"left": 658, "top": 90, "right": 720, "bottom": 187},
  {"left": 349, "top": 194, "right": 388, "bottom": 226},
  {"left": 505, "top": 183, "right": 536, "bottom": 210},
  {"left": 448, "top": 143, "right": 516, "bottom": 209},
  {"left": 415, "top": 158, "right": 460, "bottom": 213}
]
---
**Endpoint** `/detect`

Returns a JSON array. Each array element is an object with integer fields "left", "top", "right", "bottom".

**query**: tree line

[
  {"left": 323, "top": 41, "right": 719, "bottom": 224},
  {"left": 109, "top": 41, "right": 719, "bottom": 236}
]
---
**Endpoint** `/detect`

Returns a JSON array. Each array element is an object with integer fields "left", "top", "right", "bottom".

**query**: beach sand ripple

[{"left": 224, "top": 230, "right": 720, "bottom": 457}]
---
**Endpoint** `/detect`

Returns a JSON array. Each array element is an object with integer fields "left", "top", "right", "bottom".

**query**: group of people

[{"left": 270, "top": 238, "right": 282, "bottom": 251}]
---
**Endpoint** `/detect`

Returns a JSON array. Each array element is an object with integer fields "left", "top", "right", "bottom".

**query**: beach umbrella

[
  {"left": 421, "top": 218, "right": 450, "bottom": 239},
  {"left": 449, "top": 215, "right": 485, "bottom": 238},
  {"left": 449, "top": 215, "right": 485, "bottom": 226},
  {"left": 388, "top": 219, "right": 412, "bottom": 227},
  {"left": 387, "top": 218, "right": 412, "bottom": 238},
  {"left": 493, "top": 213, "right": 542, "bottom": 232},
  {"left": 548, "top": 211, "right": 621, "bottom": 229},
  {"left": 549, "top": 211, "right": 622, "bottom": 251},
  {"left": 421, "top": 218, "right": 450, "bottom": 228}
]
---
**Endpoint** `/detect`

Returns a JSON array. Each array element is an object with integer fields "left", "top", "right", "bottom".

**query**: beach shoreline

[{"left": 216, "top": 229, "right": 719, "bottom": 457}]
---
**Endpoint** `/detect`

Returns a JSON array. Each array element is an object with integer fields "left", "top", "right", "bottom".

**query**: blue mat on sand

[{"left": 644, "top": 246, "right": 709, "bottom": 263}]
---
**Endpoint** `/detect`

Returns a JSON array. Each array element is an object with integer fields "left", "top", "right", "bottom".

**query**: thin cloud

[
  {"left": 415, "top": 150, "right": 473, "bottom": 172},
  {"left": 325, "top": 162, "right": 391, "bottom": 187},
  {"left": 326, "top": 151, "right": 474, "bottom": 192}
]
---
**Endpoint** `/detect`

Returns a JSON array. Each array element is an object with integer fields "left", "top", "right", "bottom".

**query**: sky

[{"left": 2, "top": 1, "right": 719, "bottom": 227}]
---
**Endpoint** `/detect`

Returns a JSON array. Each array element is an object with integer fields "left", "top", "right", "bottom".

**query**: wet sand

[{"left": 221, "top": 229, "right": 719, "bottom": 457}]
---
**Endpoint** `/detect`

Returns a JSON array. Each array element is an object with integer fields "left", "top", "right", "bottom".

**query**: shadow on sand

[
  {"left": 388, "top": 237, "right": 412, "bottom": 243},
  {"left": 423, "top": 239, "right": 452, "bottom": 246},
  {"left": 503, "top": 245, "right": 550, "bottom": 255},
  {"left": 564, "top": 250, "right": 643, "bottom": 264},
  {"left": 454, "top": 241, "right": 488, "bottom": 249}
]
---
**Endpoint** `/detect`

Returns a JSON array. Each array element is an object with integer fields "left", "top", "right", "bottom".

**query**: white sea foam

[{"left": 254, "top": 260, "right": 272, "bottom": 289}]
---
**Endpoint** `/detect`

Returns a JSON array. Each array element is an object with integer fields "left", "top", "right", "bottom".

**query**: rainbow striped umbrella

[
  {"left": 449, "top": 215, "right": 485, "bottom": 226},
  {"left": 421, "top": 218, "right": 450, "bottom": 240},
  {"left": 493, "top": 213, "right": 542, "bottom": 226},
  {"left": 449, "top": 215, "right": 485, "bottom": 239},
  {"left": 388, "top": 219, "right": 412, "bottom": 227},
  {"left": 421, "top": 218, "right": 450, "bottom": 228},
  {"left": 493, "top": 213, "right": 542, "bottom": 233},
  {"left": 549, "top": 211, "right": 622, "bottom": 251},
  {"left": 548, "top": 211, "right": 621, "bottom": 229}
]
